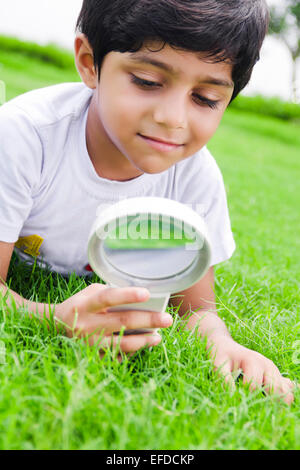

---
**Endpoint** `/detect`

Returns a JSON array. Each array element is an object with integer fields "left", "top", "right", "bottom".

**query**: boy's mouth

[{"left": 137, "top": 133, "right": 184, "bottom": 152}]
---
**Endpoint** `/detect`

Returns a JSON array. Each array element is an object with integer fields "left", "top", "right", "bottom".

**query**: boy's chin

[
  {"left": 133, "top": 158, "right": 173, "bottom": 175},
  {"left": 137, "top": 166, "right": 168, "bottom": 175}
]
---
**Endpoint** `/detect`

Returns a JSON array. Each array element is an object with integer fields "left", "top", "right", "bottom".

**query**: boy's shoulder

[
  {"left": 0, "top": 82, "right": 93, "bottom": 129},
  {"left": 0, "top": 83, "right": 93, "bottom": 186}
]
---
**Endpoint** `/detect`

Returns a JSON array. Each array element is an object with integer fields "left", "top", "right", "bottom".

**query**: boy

[{"left": 0, "top": 0, "right": 295, "bottom": 403}]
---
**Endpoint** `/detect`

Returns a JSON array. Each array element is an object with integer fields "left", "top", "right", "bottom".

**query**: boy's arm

[
  {"left": 169, "top": 267, "right": 295, "bottom": 404},
  {"left": 0, "top": 241, "right": 54, "bottom": 318},
  {"left": 0, "top": 241, "right": 171, "bottom": 355},
  {"left": 169, "top": 267, "right": 230, "bottom": 339}
]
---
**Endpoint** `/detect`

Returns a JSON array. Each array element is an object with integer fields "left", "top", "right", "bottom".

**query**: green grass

[
  {"left": 0, "top": 39, "right": 300, "bottom": 450},
  {"left": 229, "top": 94, "right": 300, "bottom": 123},
  {"left": 0, "top": 37, "right": 79, "bottom": 101}
]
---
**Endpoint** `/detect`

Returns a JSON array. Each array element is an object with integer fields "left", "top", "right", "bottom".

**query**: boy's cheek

[
  {"left": 193, "top": 117, "right": 222, "bottom": 145},
  {"left": 101, "top": 98, "right": 139, "bottom": 131}
]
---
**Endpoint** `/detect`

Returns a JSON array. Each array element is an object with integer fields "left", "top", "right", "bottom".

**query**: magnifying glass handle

[{"left": 107, "top": 288, "right": 171, "bottom": 335}]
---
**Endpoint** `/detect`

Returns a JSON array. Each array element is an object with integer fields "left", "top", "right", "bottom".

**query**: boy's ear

[{"left": 74, "top": 33, "right": 98, "bottom": 89}]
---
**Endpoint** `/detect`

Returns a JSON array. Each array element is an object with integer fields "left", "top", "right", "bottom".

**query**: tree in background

[{"left": 269, "top": 0, "right": 300, "bottom": 102}]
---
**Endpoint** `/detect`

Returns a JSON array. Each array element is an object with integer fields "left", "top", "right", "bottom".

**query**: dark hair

[{"left": 76, "top": 0, "right": 269, "bottom": 101}]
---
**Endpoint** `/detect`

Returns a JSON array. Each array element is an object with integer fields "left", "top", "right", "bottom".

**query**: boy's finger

[
  {"left": 263, "top": 373, "right": 294, "bottom": 405},
  {"left": 80, "top": 286, "right": 150, "bottom": 313},
  {"left": 84, "top": 310, "right": 172, "bottom": 335},
  {"left": 98, "top": 332, "right": 162, "bottom": 353},
  {"left": 277, "top": 378, "right": 295, "bottom": 405},
  {"left": 214, "top": 360, "right": 235, "bottom": 390},
  {"left": 118, "top": 333, "right": 162, "bottom": 353},
  {"left": 242, "top": 364, "right": 264, "bottom": 391},
  {"left": 280, "top": 390, "right": 294, "bottom": 406}
]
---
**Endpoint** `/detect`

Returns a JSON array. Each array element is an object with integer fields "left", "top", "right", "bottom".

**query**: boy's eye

[
  {"left": 130, "top": 74, "right": 220, "bottom": 110},
  {"left": 193, "top": 94, "right": 220, "bottom": 110},
  {"left": 130, "top": 74, "right": 161, "bottom": 88}
]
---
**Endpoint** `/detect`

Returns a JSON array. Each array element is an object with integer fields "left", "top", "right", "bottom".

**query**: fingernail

[
  {"left": 151, "top": 335, "right": 161, "bottom": 346},
  {"left": 161, "top": 314, "right": 173, "bottom": 327},
  {"left": 137, "top": 289, "right": 149, "bottom": 301}
]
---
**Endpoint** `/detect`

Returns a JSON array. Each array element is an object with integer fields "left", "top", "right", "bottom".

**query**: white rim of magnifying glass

[{"left": 87, "top": 197, "right": 212, "bottom": 293}]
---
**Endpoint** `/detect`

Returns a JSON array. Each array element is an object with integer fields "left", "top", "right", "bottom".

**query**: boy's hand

[
  {"left": 211, "top": 335, "right": 295, "bottom": 404},
  {"left": 55, "top": 283, "right": 173, "bottom": 357}
]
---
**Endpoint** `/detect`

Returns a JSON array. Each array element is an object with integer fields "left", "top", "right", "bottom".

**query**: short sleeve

[
  {"left": 173, "top": 147, "right": 236, "bottom": 266},
  {"left": 0, "top": 104, "right": 43, "bottom": 242}
]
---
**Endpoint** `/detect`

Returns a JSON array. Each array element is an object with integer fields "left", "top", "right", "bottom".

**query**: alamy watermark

[{"left": 95, "top": 202, "right": 206, "bottom": 251}]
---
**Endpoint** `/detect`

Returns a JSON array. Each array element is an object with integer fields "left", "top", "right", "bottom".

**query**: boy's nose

[{"left": 152, "top": 93, "right": 187, "bottom": 130}]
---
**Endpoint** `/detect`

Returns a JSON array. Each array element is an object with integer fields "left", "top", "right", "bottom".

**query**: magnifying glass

[{"left": 87, "top": 197, "right": 212, "bottom": 334}]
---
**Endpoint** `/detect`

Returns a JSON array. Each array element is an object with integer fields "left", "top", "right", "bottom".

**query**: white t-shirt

[{"left": 0, "top": 83, "right": 235, "bottom": 277}]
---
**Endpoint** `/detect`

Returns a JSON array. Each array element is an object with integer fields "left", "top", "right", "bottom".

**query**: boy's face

[{"left": 76, "top": 37, "right": 234, "bottom": 180}]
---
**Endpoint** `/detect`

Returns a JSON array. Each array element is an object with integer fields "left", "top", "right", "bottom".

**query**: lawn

[{"left": 0, "top": 39, "right": 300, "bottom": 450}]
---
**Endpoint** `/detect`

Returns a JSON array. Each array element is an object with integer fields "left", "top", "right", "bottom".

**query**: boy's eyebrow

[{"left": 128, "top": 54, "right": 234, "bottom": 88}]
